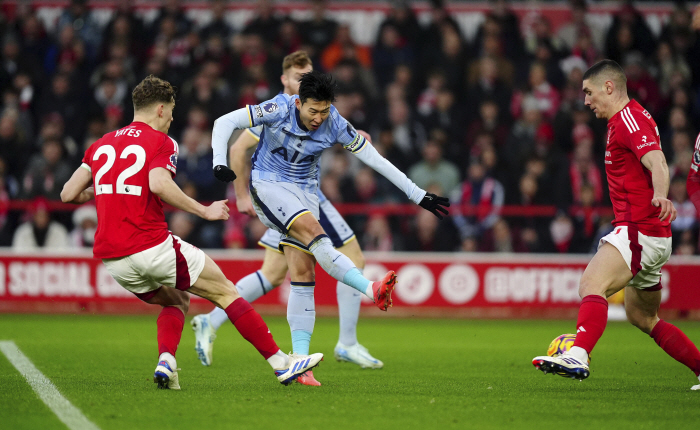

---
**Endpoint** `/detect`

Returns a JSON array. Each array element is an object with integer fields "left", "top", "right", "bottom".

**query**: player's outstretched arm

[
  {"left": 211, "top": 107, "right": 258, "bottom": 183},
  {"left": 229, "top": 131, "right": 259, "bottom": 216},
  {"left": 641, "top": 150, "right": 677, "bottom": 223},
  {"left": 149, "top": 167, "right": 230, "bottom": 221},
  {"left": 347, "top": 135, "right": 450, "bottom": 219},
  {"left": 61, "top": 166, "right": 95, "bottom": 204}
]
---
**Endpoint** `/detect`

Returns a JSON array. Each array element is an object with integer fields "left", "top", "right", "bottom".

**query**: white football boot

[
  {"left": 274, "top": 353, "right": 324, "bottom": 385},
  {"left": 691, "top": 383, "right": 700, "bottom": 391},
  {"left": 532, "top": 354, "right": 590, "bottom": 380},
  {"left": 191, "top": 314, "right": 216, "bottom": 366},
  {"left": 154, "top": 353, "right": 181, "bottom": 390},
  {"left": 334, "top": 342, "right": 384, "bottom": 369}
]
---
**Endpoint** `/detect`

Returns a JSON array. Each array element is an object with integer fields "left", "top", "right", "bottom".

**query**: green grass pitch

[{"left": 1, "top": 314, "right": 699, "bottom": 430}]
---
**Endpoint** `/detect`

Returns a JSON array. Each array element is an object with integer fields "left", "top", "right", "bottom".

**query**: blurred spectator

[
  {"left": 465, "top": 56, "right": 513, "bottom": 123},
  {"left": 302, "top": 0, "right": 338, "bottom": 55},
  {"left": 654, "top": 41, "right": 691, "bottom": 98},
  {"left": 243, "top": 0, "right": 282, "bottom": 45},
  {"left": 377, "top": 0, "right": 420, "bottom": 48},
  {"left": 201, "top": 0, "right": 232, "bottom": 41},
  {"left": 12, "top": 198, "right": 68, "bottom": 250},
  {"left": 22, "top": 138, "right": 73, "bottom": 200},
  {"left": 361, "top": 214, "right": 394, "bottom": 252},
  {"left": 384, "top": 99, "right": 425, "bottom": 165},
  {"left": 320, "top": 24, "right": 372, "bottom": 72},
  {"left": 451, "top": 159, "right": 504, "bottom": 244},
  {"left": 403, "top": 206, "right": 457, "bottom": 252},
  {"left": 567, "top": 143, "right": 604, "bottom": 206},
  {"left": 465, "top": 100, "right": 510, "bottom": 151},
  {"left": 421, "top": 89, "right": 463, "bottom": 146},
  {"left": 669, "top": 175, "right": 696, "bottom": 237},
  {"left": 472, "top": 0, "right": 524, "bottom": 61},
  {"left": 56, "top": 0, "right": 102, "bottom": 63},
  {"left": 0, "top": 109, "right": 29, "bottom": 178},
  {"left": 373, "top": 24, "right": 414, "bottom": 90},
  {"left": 150, "top": 0, "right": 193, "bottom": 42},
  {"left": 408, "top": 140, "right": 460, "bottom": 197},
  {"left": 101, "top": 0, "right": 147, "bottom": 63},
  {"left": 69, "top": 205, "right": 97, "bottom": 248},
  {"left": 37, "top": 73, "right": 86, "bottom": 144},
  {"left": 623, "top": 52, "right": 661, "bottom": 117},
  {"left": 557, "top": 0, "right": 604, "bottom": 53},
  {"left": 274, "top": 18, "right": 303, "bottom": 57},
  {"left": 550, "top": 211, "right": 575, "bottom": 253},
  {"left": 511, "top": 62, "right": 560, "bottom": 121},
  {"left": 176, "top": 127, "right": 225, "bottom": 201},
  {"left": 44, "top": 20, "right": 87, "bottom": 79},
  {"left": 605, "top": 1, "right": 656, "bottom": 63}
]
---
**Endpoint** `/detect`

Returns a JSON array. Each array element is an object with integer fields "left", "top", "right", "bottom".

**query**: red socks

[
  {"left": 157, "top": 307, "right": 185, "bottom": 356},
  {"left": 572, "top": 295, "right": 609, "bottom": 354},
  {"left": 225, "top": 297, "right": 279, "bottom": 359},
  {"left": 651, "top": 320, "right": 700, "bottom": 377}
]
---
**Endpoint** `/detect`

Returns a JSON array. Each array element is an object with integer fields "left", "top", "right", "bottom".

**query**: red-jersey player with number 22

[
  {"left": 532, "top": 60, "right": 700, "bottom": 390},
  {"left": 61, "top": 75, "right": 322, "bottom": 389}
]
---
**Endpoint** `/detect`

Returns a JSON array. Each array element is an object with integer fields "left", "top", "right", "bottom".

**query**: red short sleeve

[
  {"left": 620, "top": 108, "right": 661, "bottom": 160},
  {"left": 150, "top": 136, "right": 179, "bottom": 176}
]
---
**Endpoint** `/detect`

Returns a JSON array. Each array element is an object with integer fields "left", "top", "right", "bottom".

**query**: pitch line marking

[{"left": 0, "top": 340, "right": 100, "bottom": 430}]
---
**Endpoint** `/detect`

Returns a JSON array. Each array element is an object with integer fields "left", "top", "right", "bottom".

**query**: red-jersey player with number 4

[
  {"left": 532, "top": 60, "right": 700, "bottom": 390},
  {"left": 61, "top": 75, "right": 322, "bottom": 389}
]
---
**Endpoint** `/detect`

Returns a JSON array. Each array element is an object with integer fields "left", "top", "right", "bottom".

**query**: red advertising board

[{"left": 1, "top": 251, "right": 700, "bottom": 318}]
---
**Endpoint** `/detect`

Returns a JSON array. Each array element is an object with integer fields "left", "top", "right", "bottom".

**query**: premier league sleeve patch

[
  {"left": 168, "top": 153, "right": 178, "bottom": 173},
  {"left": 263, "top": 102, "right": 279, "bottom": 114}
]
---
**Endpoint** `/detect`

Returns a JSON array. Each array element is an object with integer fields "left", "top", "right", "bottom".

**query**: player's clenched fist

[{"left": 204, "top": 199, "right": 230, "bottom": 221}]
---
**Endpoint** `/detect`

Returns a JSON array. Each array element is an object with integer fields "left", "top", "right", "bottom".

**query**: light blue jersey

[
  {"left": 246, "top": 124, "right": 329, "bottom": 203},
  {"left": 246, "top": 94, "right": 367, "bottom": 195}
]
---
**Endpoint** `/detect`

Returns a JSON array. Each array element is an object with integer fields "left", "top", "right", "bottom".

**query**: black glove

[
  {"left": 419, "top": 193, "right": 450, "bottom": 220},
  {"left": 213, "top": 165, "right": 237, "bottom": 183}
]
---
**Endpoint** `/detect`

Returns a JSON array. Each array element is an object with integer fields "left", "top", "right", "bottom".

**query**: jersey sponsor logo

[
  {"left": 263, "top": 102, "right": 279, "bottom": 114},
  {"left": 115, "top": 128, "right": 142, "bottom": 138},
  {"left": 636, "top": 141, "right": 655, "bottom": 150},
  {"left": 254, "top": 105, "right": 263, "bottom": 118},
  {"left": 270, "top": 147, "right": 314, "bottom": 164}
]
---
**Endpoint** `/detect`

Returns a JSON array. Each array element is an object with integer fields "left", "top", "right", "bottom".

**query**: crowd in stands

[{"left": 1, "top": 0, "right": 699, "bottom": 255}]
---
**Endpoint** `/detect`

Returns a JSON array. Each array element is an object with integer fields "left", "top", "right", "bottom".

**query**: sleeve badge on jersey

[
  {"left": 263, "top": 102, "right": 279, "bottom": 114},
  {"left": 694, "top": 151, "right": 700, "bottom": 166},
  {"left": 170, "top": 153, "right": 178, "bottom": 166},
  {"left": 254, "top": 105, "right": 263, "bottom": 118}
]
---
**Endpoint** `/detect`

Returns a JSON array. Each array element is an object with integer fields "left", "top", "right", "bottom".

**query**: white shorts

[
  {"left": 598, "top": 225, "right": 671, "bottom": 290},
  {"left": 250, "top": 179, "right": 319, "bottom": 253},
  {"left": 102, "top": 234, "right": 206, "bottom": 299},
  {"left": 257, "top": 198, "right": 356, "bottom": 253}
]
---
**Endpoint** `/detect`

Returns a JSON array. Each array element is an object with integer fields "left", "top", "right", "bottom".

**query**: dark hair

[
  {"left": 132, "top": 75, "right": 176, "bottom": 111},
  {"left": 582, "top": 59, "right": 627, "bottom": 90},
  {"left": 298, "top": 70, "right": 336, "bottom": 104}
]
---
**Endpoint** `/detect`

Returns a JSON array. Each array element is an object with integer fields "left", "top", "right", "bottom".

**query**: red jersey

[
  {"left": 686, "top": 132, "right": 700, "bottom": 209},
  {"left": 82, "top": 122, "right": 179, "bottom": 258},
  {"left": 605, "top": 99, "right": 670, "bottom": 237}
]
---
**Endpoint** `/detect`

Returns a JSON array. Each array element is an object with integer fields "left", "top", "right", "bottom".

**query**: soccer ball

[{"left": 547, "top": 334, "right": 577, "bottom": 357}]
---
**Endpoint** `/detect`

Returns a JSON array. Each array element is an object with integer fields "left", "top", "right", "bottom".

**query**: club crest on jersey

[{"left": 263, "top": 102, "right": 279, "bottom": 114}]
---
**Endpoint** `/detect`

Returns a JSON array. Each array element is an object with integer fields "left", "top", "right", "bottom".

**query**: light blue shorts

[
  {"left": 258, "top": 198, "right": 356, "bottom": 253},
  {"left": 250, "top": 179, "right": 319, "bottom": 253}
]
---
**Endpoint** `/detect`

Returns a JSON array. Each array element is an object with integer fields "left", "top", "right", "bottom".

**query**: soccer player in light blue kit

[
  {"left": 211, "top": 70, "right": 449, "bottom": 382},
  {"left": 193, "top": 51, "right": 386, "bottom": 386}
]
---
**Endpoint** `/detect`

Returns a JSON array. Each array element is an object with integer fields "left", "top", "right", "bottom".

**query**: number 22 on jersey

[{"left": 93, "top": 144, "right": 146, "bottom": 196}]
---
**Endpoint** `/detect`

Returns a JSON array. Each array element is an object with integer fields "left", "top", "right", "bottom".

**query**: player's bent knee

[{"left": 262, "top": 266, "right": 287, "bottom": 288}]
